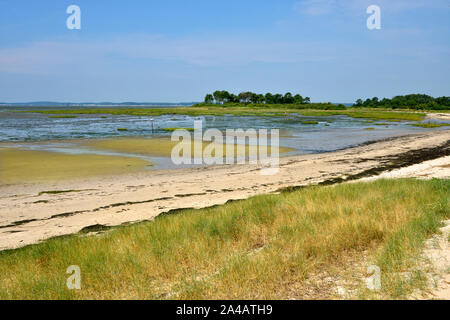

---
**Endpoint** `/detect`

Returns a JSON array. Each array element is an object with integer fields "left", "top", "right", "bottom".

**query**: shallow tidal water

[{"left": 0, "top": 106, "right": 447, "bottom": 170}]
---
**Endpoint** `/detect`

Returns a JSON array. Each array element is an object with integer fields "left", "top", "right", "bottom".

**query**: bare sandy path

[
  {"left": 0, "top": 130, "right": 449, "bottom": 251},
  {"left": 355, "top": 155, "right": 449, "bottom": 300},
  {"left": 422, "top": 220, "right": 450, "bottom": 300},
  {"left": 426, "top": 112, "right": 450, "bottom": 121}
]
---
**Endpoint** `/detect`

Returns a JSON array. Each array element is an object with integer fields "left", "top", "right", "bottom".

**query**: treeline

[
  {"left": 204, "top": 91, "right": 311, "bottom": 105},
  {"left": 354, "top": 94, "right": 450, "bottom": 110},
  {"left": 201, "top": 92, "right": 450, "bottom": 110}
]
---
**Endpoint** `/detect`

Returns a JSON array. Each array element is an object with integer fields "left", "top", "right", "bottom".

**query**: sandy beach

[
  {"left": 0, "top": 129, "right": 448, "bottom": 251},
  {"left": 426, "top": 112, "right": 450, "bottom": 121}
]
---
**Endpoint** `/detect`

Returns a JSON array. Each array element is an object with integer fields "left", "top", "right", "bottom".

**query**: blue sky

[{"left": 0, "top": 0, "right": 449, "bottom": 103}]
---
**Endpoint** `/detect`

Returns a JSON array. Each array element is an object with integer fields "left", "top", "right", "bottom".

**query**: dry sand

[
  {"left": 359, "top": 155, "right": 450, "bottom": 181},
  {"left": 0, "top": 130, "right": 449, "bottom": 251},
  {"left": 421, "top": 220, "right": 450, "bottom": 300},
  {"left": 355, "top": 153, "right": 449, "bottom": 300},
  {"left": 426, "top": 112, "right": 450, "bottom": 121}
]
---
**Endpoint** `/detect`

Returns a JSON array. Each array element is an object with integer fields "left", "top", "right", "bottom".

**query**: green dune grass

[{"left": 0, "top": 178, "right": 447, "bottom": 299}]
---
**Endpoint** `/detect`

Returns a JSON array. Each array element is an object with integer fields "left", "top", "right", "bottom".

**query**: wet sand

[
  {"left": 0, "top": 130, "right": 449, "bottom": 251},
  {"left": 0, "top": 137, "right": 293, "bottom": 182},
  {"left": 0, "top": 148, "right": 151, "bottom": 184}
]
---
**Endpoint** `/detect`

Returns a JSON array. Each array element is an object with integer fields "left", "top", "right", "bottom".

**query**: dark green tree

[
  {"left": 228, "top": 94, "right": 238, "bottom": 103},
  {"left": 238, "top": 92, "right": 252, "bottom": 103},
  {"left": 273, "top": 94, "right": 283, "bottom": 104},
  {"left": 265, "top": 93, "right": 274, "bottom": 104},
  {"left": 283, "top": 92, "right": 294, "bottom": 104},
  {"left": 204, "top": 94, "right": 214, "bottom": 104},
  {"left": 221, "top": 91, "right": 231, "bottom": 103},
  {"left": 213, "top": 90, "right": 223, "bottom": 104},
  {"left": 293, "top": 94, "right": 303, "bottom": 104}
]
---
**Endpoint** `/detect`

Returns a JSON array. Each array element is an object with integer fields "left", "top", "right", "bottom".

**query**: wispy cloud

[
  {"left": 293, "top": 0, "right": 337, "bottom": 16},
  {"left": 0, "top": 34, "right": 338, "bottom": 75},
  {"left": 294, "top": 0, "right": 449, "bottom": 16}
]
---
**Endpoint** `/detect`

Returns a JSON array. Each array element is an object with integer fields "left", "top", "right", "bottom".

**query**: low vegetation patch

[
  {"left": 301, "top": 121, "right": 319, "bottom": 125},
  {"left": 0, "top": 179, "right": 448, "bottom": 299},
  {"left": 293, "top": 110, "right": 425, "bottom": 121},
  {"left": 409, "top": 123, "right": 450, "bottom": 128},
  {"left": 161, "top": 127, "right": 195, "bottom": 132},
  {"left": 21, "top": 107, "right": 427, "bottom": 122},
  {"left": 49, "top": 115, "right": 78, "bottom": 119}
]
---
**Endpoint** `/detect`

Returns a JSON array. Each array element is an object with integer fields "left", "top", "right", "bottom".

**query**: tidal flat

[
  {"left": 0, "top": 147, "right": 151, "bottom": 184},
  {"left": 0, "top": 137, "right": 293, "bottom": 185},
  {"left": 1, "top": 106, "right": 448, "bottom": 184}
]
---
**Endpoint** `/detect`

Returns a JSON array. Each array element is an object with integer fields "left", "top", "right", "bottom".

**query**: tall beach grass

[{"left": 0, "top": 178, "right": 448, "bottom": 299}]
